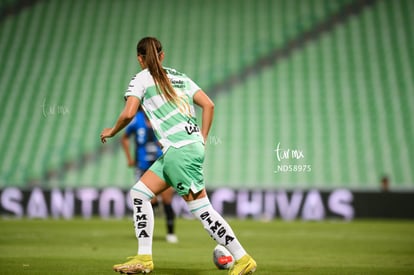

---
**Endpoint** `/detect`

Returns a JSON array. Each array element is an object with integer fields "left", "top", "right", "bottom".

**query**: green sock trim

[
  {"left": 190, "top": 203, "right": 210, "bottom": 213},
  {"left": 131, "top": 187, "right": 154, "bottom": 199}
]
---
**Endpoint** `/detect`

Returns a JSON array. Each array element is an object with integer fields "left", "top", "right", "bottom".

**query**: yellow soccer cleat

[
  {"left": 113, "top": 255, "right": 154, "bottom": 274},
  {"left": 228, "top": 254, "right": 257, "bottom": 275}
]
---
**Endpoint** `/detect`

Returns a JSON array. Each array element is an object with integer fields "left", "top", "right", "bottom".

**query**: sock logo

[
  {"left": 134, "top": 198, "right": 150, "bottom": 238},
  {"left": 200, "top": 211, "right": 235, "bottom": 245}
]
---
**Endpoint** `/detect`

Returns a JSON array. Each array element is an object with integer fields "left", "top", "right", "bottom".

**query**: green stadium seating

[{"left": 0, "top": 0, "right": 412, "bottom": 190}]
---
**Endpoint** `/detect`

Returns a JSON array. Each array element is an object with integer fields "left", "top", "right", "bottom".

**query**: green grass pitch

[{"left": 1, "top": 218, "right": 414, "bottom": 274}]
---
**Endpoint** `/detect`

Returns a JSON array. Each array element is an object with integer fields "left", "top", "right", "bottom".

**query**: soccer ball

[{"left": 213, "top": 244, "right": 234, "bottom": 270}]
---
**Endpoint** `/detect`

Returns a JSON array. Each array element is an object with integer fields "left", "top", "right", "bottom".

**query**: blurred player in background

[
  {"left": 101, "top": 36, "right": 256, "bottom": 275},
  {"left": 121, "top": 107, "right": 178, "bottom": 244}
]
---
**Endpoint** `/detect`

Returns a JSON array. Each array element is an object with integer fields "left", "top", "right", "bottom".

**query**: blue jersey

[{"left": 125, "top": 111, "right": 162, "bottom": 170}]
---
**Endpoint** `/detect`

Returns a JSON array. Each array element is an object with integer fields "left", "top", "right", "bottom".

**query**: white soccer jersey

[{"left": 124, "top": 67, "right": 204, "bottom": 152}]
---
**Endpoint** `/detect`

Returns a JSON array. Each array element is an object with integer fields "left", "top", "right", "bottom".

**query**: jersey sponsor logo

[
  {"left": 185, "top": 119, "right": 200, "bottom": 135},
  {"left": 165, "top": 68, "right": 185, "bottom": 76},
  {"left": 171, "top": 79, "right": 185, "bottom": 89}
]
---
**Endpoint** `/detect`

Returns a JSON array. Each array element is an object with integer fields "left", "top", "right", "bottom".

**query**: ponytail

[{"left": 137, "top": 37, "right": 190, "bottom": 115}]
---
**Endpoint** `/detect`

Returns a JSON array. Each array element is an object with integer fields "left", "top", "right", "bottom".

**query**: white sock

[
  {"left": 130, "top": 181, "right": 155, "bottom": 255},
  {"left": 187, "top": 197, "right": 247, "bottom": 260}
]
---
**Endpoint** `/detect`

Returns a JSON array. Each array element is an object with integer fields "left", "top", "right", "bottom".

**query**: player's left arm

[
  {"left": 100, "top": 96, "right": 140, "bottom": 143},
  {"left": 193, "top": 90, "right": 214, "bottom": 143}
]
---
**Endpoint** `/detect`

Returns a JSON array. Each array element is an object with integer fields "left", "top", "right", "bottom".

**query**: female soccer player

[{"left": 100, "top": 37, "right": 256, "bottom": 275}]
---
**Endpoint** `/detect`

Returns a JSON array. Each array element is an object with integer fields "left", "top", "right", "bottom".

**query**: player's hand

[
  {"left": 100, "top": 128, "right": 114, "bottom": 143},
  {"left": 202, "top": 135, "right": 207, "bottom": 147}
]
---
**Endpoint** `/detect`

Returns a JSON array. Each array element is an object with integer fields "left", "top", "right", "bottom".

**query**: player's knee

[{"left": 130, "top": 180, "right": 155, "bottom": 201}]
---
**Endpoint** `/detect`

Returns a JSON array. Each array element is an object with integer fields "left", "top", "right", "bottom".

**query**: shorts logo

[
  {"left": 185, "top": 119, "right": 200, "bottom": 135},
  {"left": 176, "top": 182, "right": 185, "bottom": 191}
]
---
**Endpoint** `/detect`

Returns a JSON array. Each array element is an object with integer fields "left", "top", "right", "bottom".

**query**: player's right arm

[{"left": 100, "top": 96, "right": 140, "bottom": 143}]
